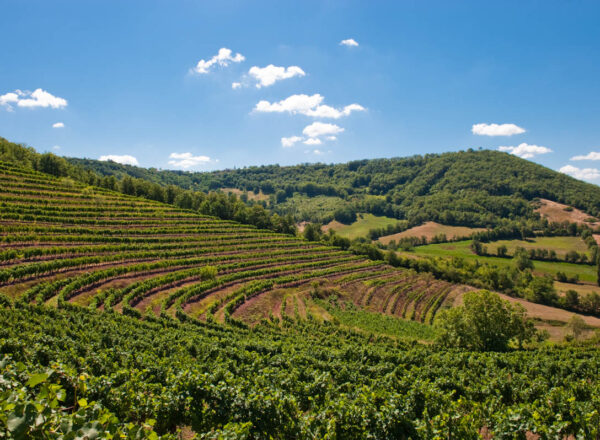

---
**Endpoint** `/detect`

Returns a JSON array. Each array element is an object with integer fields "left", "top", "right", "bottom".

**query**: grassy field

[
  {"left": 378, "top": 221, "right": 484, "bottom": 244},
  {"left": 323, "top": 213, "right": 400, "bottom": 239},
  {"left": 406, "top": 240, "right": 597, "bottom": 283},
  {"left": 486, "top": 236, "right": 591, "bottom": 258}
]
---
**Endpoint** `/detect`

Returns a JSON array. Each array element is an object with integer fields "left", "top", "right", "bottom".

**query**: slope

[
  {"left": 68, "top": 149, "right": 600, "bottom": 227},
  {"left": 0, "top": 161, "right": 458, "bottom": 326}
]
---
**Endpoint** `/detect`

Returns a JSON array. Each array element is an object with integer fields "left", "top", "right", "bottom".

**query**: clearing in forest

[{"left": 378, "top": 221, "right": 485, "bottom": 244}]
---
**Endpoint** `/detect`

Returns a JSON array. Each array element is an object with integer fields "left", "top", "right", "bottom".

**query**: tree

[
  {"left": 435, "top": 290, "right": 536, "bottom": 351},
  {"left": 470, "top": 239, "right": 483, "bottom": 255},
  {"left": 497, "top": 245, "right": 508, "bottom": 257},
  {"left": 513, "top": 248, "right": 534, "bottom": 271},
  {"left": 333, "top": 206, "right": 357, "bottom": 225},
  {"left": 566, "top": 315, "right": 586, "bottom": 340},
  {"left": 303, "top": 223, "right": 321, "bottom": 242}
]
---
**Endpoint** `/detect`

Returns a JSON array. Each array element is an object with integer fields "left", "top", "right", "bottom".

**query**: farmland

[
  {"left": 378, "top": 221, "right": 485, "bottom": 244},
  {"left": 405, "top": 239, "right": 598, "bottom": 283},
  {"left": 323, "top": 213, "right": 399, "bottom": 239},
  {"left": 1, "top": 160, "right": 600, "bottom": 438},
  {"left": 0, "top": 161, "right": 460, "bottom": 328}
]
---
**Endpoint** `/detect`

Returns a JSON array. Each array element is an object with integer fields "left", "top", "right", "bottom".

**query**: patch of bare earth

[
  {"left": 378, "top": 222, "right": 485, "bottom": 245},
  {"left": 535, "top": 198, "right": 599, "bottom": 227}
]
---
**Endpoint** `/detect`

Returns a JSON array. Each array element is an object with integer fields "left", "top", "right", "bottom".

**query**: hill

[
  {"left": 2, "top": 156, "right": 600, "bottom": 437},
  {"left": 69, "top": 149, "right": 600, "bottom": 227},
  {"left": 0, "top": 161, "right": 456, "bottom": 326}
]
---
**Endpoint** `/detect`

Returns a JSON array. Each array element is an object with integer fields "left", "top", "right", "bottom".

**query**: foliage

[{"left": 435, "top": 290, "right": 538, "bottom": 351}]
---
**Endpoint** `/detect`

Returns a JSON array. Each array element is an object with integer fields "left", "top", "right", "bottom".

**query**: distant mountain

[{"left": 68, "top": 149, "right": 600, "bottom": 227}]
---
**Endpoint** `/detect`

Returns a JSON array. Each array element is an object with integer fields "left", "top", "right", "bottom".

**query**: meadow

[{"left": 406, "top": 240, "right": 597, "bottom": 283}]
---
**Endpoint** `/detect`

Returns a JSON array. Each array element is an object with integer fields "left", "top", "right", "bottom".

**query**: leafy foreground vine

[{"left": 2, "top": 303, "right": 600, "bottom": 439}]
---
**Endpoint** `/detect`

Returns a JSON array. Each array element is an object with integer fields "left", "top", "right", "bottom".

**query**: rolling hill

[
  {"left": 68, "top": 149, "right": 600, "bottom": 227},
  {"left": 2, "top": 153, "right": 600, "bottom": 438}
]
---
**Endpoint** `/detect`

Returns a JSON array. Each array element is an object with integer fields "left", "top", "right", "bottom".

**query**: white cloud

[
  {"left": 1, "top": 89, "right": 67, "bottom": 110},
  {"left": 249, "top": 65, "right": 305, "bottom": 88},
  {"left": 231, "top": 82, "right": 242, "bottom": 89},
  {"left": 303, "top": 122, "right": 344, "bottom": 138},
  {"left": 559, "top": 165, "right": 600, "bottom": 180},
  {"left": 168, "top": 152, "right": 211, "bottom": 169},
  {"left": 313, "top": 149, "right": 325, "bottom": 155},
  {"left": 99, "top": 154, "right": 139, "bottom": 166},
  {"left": 570, "top": 151, "right": 600, "bottom": 161},
  {"left": 303, "top": 138, "right": 322, "bottom": 145},
  {"left": 191, "top": 48, "right": 245, "bottom": 74},
  {"left": 303, "top": 103, "right": 365, "bottom": 119},
  {"left": 472, "top": 123, "right": 525, "bottom": 136},
  {"left": 281, "top": 136, "right": 303, "bottom": 148},
  {"left": 340, "top": 38, "right": 359, "bottom": 47},
  {"left": 52, "top": 122, "right": 64, "bottom": 128},
  {"left": 326, "top": 136, "right": 337, "bottom": 141},
  {"left": 254, "top": 94, "right": 364, "bottom": 119},
  {"left": 255, "top": 94, "right": 324, "bottom": 114},
  {"left": 498, "top": 143, "right": 552, "bottom": 159},
  {"left": 52, "top": 145, "right": 61, "bottom": 151}
]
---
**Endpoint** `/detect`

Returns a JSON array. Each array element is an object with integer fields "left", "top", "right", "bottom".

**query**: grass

[
  {"left": 317, "top": 299, "right": 438, "bottom": 341},
  {"left": 325, "top": 213, "right": 399, "bottom": 240},
  {"left": 406, "top": 240, "right": 597, "bottom": 283},
  {"left": 486, "top": 236, "right": 590, "bottom": 259}
]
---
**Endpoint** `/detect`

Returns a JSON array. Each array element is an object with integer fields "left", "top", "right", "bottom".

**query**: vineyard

[
  {"left": 2, "top": 161, "right": 600, "bottom": 439},
  {"left": 0, "top": 162, "right": 458, "bottom": 326}
]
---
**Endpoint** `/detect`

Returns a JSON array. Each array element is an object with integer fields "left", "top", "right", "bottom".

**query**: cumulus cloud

[
  {"left": 249, "top": 65, "right": 305, "bottom": 88},
  {"left": 303, "top": 122, "right": 344, "bottom": 139},
  {"left": 303, "top": 138, "right": 322, "bottom": 145},
  {"left": 254, "top": 94, "right": 364, "bottom": 119},
  {"left": 231, "top": 82, "right": 242, "bottom": 89},
  {"left": 52, "top": 145, "right": 61, "bottom": 151},
  {"left": 52, "top": 122, "right": 64, "bottom": 128},
  {"left": 281, "top": 136, "right": 303, "bottom": 148},
  {"left": 255, "top": 94, "right": 324, "bottom": 114},
  {"left": 570, "top": 152, "right": 600, "bottom": 161},
  {"left": 191, "top": 48, "right": 245, "bottom": 74},
  {"left": 168, "top": 152, "right": 211, "bottom": 169},
  {"left": 498, "top": 143, "right": 552, "bottom": 159},
  {"left": 472, "top": 123, "right": 525, "bottom": 136},
  {"left": 340, "top": 38, "right": 359, "bottom": 47},
  {"left": 559, "top": 165, "right": 600, "bottom": 180},
  {"left": 99, "top": 154, "right": 139, "bottom": 166},
  {"left": 0, "top": 89, "right": 67, "bottom": 111}
]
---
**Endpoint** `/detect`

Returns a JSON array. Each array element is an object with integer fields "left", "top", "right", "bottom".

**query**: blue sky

[{"left": 1, "top": 0, "right": 600, "bottom": 180}]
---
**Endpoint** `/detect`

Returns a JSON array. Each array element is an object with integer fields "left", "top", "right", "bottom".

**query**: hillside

[
  {"left": 2, "top": 161, "right": 600, "bottom": 438},
  {"left": 69, "top": 149, "right": 600, "bottom": 227},
  {"left": 0, "top": 161, "right": 457, "bottom": 326}
]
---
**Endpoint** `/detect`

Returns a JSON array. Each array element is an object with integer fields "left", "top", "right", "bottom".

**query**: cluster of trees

[
  {"left": 366, "top": 221, "right": 409, "bottom": 240},
  {"left": 471, "top": 240, "right": 592, "bottom": 265}
]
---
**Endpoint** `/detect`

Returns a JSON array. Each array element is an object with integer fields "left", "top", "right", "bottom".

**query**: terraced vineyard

[
  {"left": 3, "top": 161, "right": 600, "bottom": 439},
  {"left": 0, "top": 162, "right": 459, "bottom": 326}
]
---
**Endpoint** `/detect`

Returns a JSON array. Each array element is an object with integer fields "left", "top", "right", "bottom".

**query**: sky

[{"left": 1, "top": 0, "right": 600, "bottom": 181}]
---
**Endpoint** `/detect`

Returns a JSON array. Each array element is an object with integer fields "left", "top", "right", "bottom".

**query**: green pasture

[{"left": 409, "top": 240, "right": 597, "bottom": 283}]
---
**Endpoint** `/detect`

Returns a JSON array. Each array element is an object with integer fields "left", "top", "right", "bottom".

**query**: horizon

[{"left": 1, "top": 1, "right": 600, "bottom": 181}]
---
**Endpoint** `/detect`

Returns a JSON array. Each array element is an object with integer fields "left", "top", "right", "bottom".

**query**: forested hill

[{"left": 68, "top": 149, "right": 600, "bottom": 227}]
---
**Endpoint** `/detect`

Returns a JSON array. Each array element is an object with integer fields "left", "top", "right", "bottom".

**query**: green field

[
  {"left": 325, "top": 213, "right": 399, "bottom": 239},
  {"left": 407, "top": 240, "right": 597, "bottom": 283},
  {"left": 486, "top": 236, "right": 590, "bottom": 258}
]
